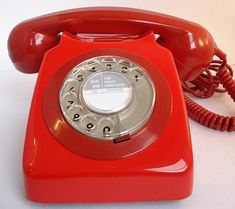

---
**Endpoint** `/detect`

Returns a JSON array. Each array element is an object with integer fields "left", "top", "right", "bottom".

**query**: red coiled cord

[{"left": 182, "top": 48, "right": 235, "bottom": 131}]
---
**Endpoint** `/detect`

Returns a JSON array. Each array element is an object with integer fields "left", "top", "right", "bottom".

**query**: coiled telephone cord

[{"left": 182, "top": 48, "right": 235, "bottom": 131}]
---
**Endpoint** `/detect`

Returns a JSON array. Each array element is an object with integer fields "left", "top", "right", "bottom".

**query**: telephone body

[{"left": 8, "top": 7, "right": 235, "bottom": 203}]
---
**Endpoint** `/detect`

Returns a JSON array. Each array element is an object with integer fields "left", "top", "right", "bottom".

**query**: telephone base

[{"left": 23, "top": 31, "right": 193, "bottom": 202}]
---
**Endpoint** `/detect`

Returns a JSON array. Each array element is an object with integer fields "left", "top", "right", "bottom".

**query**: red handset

[
  {"left": 8, "top": 7, "right": 215, "bottom": 81},
  {"left": 7, "top": 7, "right": 234, "bottom": 203}
]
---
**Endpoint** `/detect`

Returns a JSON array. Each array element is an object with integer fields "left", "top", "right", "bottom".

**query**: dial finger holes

[
  {"left": 102, "top": 57, "right": 116, "bottom": 70},
  {"left": 98, "top": 118, "right": 114, "bottom": 137},
  {"left": 67, "top": 105, "right": 84, "bottom": 124},
  {"left": 61, "top": 93, "right": 77, "bottom": 110},
  {"left": 72, "top": 68, "right": 87, "bottom": 81},
  {"left": 106, "top": 63, "right": 112, "bottom": 70},
  {"left": 121, "top": 66, "right": 128, "bottom": 73},
  {"left": 130, "top": 68, "right": 144, "bottom": 82},
  {"left": 118, "top": 60, "right": 132, "bottom": 73},
  {"left": 63, "top": 80, "right": 79, "bottom": 94},
  {"left": 86, "top": 59, "right": 100, "bottom": 73},
  {"left": 77, "top": 75, "right": 83, "bottom": 81},
  {"left": 82, "top": 115, "right": 97, "bottom": 132},
  {"left": 88, "top": 66, "right": 97, "bottom": 73}
]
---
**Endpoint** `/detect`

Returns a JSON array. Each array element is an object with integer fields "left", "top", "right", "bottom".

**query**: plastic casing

[{"left": 22, "top": 31, "right": 193, "bottom": 202}]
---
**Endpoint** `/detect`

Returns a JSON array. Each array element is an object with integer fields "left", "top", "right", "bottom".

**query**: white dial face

[
  {"left": 82, "top": 71, "right": 133, "bottom": 114},
  {"left": 59, "top": 56, "right": 155, "bottom": 140}
]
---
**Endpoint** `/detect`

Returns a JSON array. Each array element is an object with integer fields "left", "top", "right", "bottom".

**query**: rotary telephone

[{"left": 8, "top": 7, "right": 235, "bottom": 203}]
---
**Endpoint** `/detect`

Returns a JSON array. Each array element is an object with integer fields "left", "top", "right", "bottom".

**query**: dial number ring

[{"left": 59, "top": 56, "right": 155, "bottom": 140}]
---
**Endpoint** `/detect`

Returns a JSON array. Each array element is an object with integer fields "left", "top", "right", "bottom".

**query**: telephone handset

[{"left": 7, "top": 7, "right": 234, "bottom": 202}]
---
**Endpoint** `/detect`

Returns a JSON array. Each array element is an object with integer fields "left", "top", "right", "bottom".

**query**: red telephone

[{"left": 8, "top": 7, "right": 234, "bottom": 203}]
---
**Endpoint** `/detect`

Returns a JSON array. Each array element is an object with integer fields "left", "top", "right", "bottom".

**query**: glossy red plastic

[
  {"left": 8, "top": 7, "right": 215, "bottom": 81},
  {"left": 23, "top": 31, "right": 193, "bottom": 202}
]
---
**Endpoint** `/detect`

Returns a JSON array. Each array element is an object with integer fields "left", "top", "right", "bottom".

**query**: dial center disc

[{"left": 82, "top": 71, "right": 133, "bottom": 114}]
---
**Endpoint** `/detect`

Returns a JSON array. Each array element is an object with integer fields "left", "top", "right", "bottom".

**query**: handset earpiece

[{"left": 8, "top": 23, "right": 59, "bottom": 73}]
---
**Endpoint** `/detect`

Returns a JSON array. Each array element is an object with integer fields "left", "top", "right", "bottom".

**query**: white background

[{"left": 1, "top": 0, "right": 235, "bottom": 209}]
